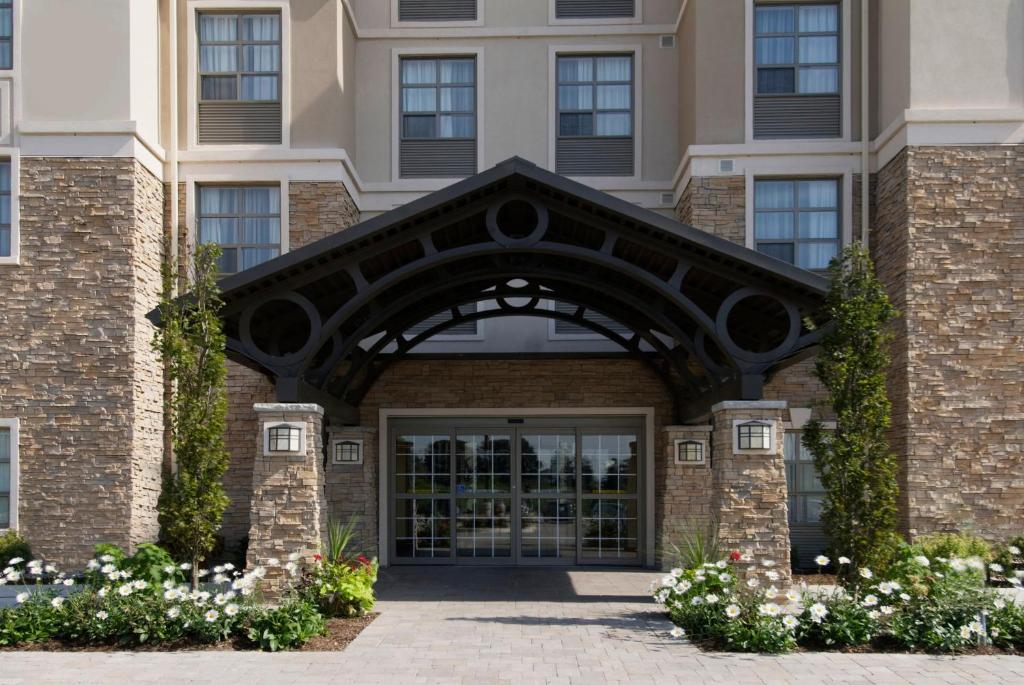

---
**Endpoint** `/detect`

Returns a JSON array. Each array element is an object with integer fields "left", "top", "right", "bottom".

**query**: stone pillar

[
  {"left": 710, "top": 400, "right": 791, "bottom": 581},
  {"left": 658, "top": 424, "right": 714, "bottom": 567},
  {"left": 246, "top": 403, "right": 327, "bottom": 592}
]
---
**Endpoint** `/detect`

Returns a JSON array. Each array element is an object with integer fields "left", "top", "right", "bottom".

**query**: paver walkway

[{"left": 2, "top": 567, "right": 1023, "bottom": 684}]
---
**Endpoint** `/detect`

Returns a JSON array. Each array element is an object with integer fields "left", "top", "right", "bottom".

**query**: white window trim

[
  {"left": 262, "top": 421, "right": 306, "bottom": 457},
  {"left": 731, "top": 418, "right": 778, "bottom": 455},
  {"left": 0, "top": 418, "right": 19, "bottom": 531},
  {"left": 548, "top": 0, "right": 643, "bottom": 26},
  {"left": 744, "top": 0, "right": 852, "bottom": 144},
  {"left": 390, "top": 46, "right": 485, "bottom": 184},
  {"left": 744, "top": 167, "right": 853, "bottom": 257},
  {"left": 390, "top": 0, "right": 484, "bottom": 28},
  {"left": 185, "top": 0, "right": 292, "bottom": 151},
  {"left": 184, "top": 175, "right": 289, "bottom": 263},
  {"left": 0, "top": 148, "right": 19, "bottom": 265},
  {"left": 547, "top": 44, "right": 643, "bottom": 182}
]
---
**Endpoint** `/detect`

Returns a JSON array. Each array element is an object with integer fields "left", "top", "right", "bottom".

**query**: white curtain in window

[
  {"left": 596, "top": 85, "right": 631, "bottom": 110},
  {"left": 596, "top": 56, "right": 631, "bottom": 82},
  {"left": 755, "top": 212, "right": 794, "bottom": 240},
  {"left": 0, "top": 462, "right": 8, "bottom": 492},
  {"left": 440, "top": 87, "right": 474, "bottom": 113},
  {"left": 558, "top": 85, "right": 593, "bottom": 111},
  {"left": 798, "top": 242, "right": 838, "bottom": 270},
  {"left": 439, "top": 114, "right": 475, "bottom": 138},
  {"left": 799, "top": 67, "right": 838, "bottom": 93},
  {"left": 0, "top": 163, "right": 9, "bottom": 191},
  {"left": 799, "top": 36, "right": 837, "bottom": 64},
  {"left": 242, "top": 45, "right": 280, "bottom": 73},
  {"left": 242, "top": 14, "right": 280, "bottom": 41},
  {"left": 200, "top": 15, "right": 236, "bottom": 41},
  {"left": 242, "top": 247, "right": 280, "bottom": 271},
  {"left": 755, "top": 37, "right": 794, "bottom": 66},
  {"left": 0, "top": 8, "right": 12, "bottom": 37},
  {"left": 243, "top": 218, "right": 281, "bottom": 244},
  {"left": 558, "top": 57, "right": 592, "bottom": 82},
  {"left": 440, "top": 59, "right": 475, "bottom": 84},
  {"left": 1, "top": 195, "right": 11, "bottom": 225},
  {"left": 200, "top": 46, "right": 237, "bottom": 73},
  {"left": 755, "top": 180, "right": 794, "bottom": 210},
  {"left": 799, "top": 212, "right": 838, "bottom": 239},
  {"left": 799, "top": 5, "right": 838, "bottom": 33},
  {"left": 241, "top": 75, "right": 278, "bottom": 100},
  {"left": 402, "top": 87, "right": 436, "bottom": 113},
  {"left": 402, "top": 60, "right": 436, "bottom": 85},
  {"left": 244, "top": 187, "right": 279, "bottom": 214},
  {"left": 596, "top": 112, "right": 631, "bottom": 136},
  {"left": 0, "top": 227, "right": 8, "bottom": 256},
  {"left": 199, "top": 218, "right": 237, "bottom": 245},
  {"left": 798, "top": 180, "right": 837, "bottom": 208},
  {"left": 200, "top": 188, "right": 238, "bottom": 214},
  {"left": 755, "top": 6, "right": 795, "bottom": 33}
]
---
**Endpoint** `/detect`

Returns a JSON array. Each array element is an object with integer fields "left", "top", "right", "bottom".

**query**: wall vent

[
  {"left": 660, "top": 35, "right": 676, "bottom": 49},
  {"left": 660, "top": 192, "right": 675, "bottom": 205},
  {"left": 719, "top": 159, "right": 735, "bottom": 173}
]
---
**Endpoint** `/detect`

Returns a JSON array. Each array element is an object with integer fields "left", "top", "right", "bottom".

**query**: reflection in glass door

[
  {"left": 581, "top": 433, "right": 639, "bottom": 561},
  {"left": 394, "top": 434, "right": 452, "bottom": 559},
  {"left": 455, "top": 434, "right": 513, "bottom": 559},
  {"left": 519, "top": 433, "right": 577, "bottom": 561}
]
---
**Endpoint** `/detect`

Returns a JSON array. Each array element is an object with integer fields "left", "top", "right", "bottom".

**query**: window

[
  {"left": 736, "top": 421, "right": 772, "bottom": 451},
  {"left": 0, "top": 1, "right": 12, "bottom": 70},
  {"left": 398, "top": 0, "right": 477, "bottom": 22},
  {"left": 753, "top": 3, "right": 841, "bottom": 138},
  {"left": 555, "top": 0, "right": 635, "bottom": 19},
  {"left": 198, "top": 185, "right": 281, "bottom": 275},
  {"left": 267, "top": 424, "right": 302, "bottom": 453},
  {"left": 399, "top": 57, "right": 477, "bottom": 178},
  {"left": 784, "top": 432, "right": 824, "bottom": 524},
  {"left": 556, "top": 54, "right": 634, "bottom": 176},
  {"left": 0, "top": 160, "right": 10, "bottom": 258},
  {"left": 197, "top": 11, "right": 282, "bottom": 144},
  {"left": 754, "top": 178, "right": 840, "bottom": 271},
  {"left": 0, "top": 420, "right": 16, "bottom": 529}
]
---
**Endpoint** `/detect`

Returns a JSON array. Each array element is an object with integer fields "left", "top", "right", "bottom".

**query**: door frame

[{"left": 379, "top": 407, "right": 656, "bottom": 567}]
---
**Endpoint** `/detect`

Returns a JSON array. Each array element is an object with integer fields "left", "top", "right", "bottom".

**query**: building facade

[{"left": 0, "top": 0, "right": 1021, "bottom": 574}]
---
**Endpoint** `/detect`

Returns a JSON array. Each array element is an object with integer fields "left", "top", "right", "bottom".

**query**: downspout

[
  {"left": 168, "top": 0, "right": 180, "bottom": 283},
  {"left": 860, "top": 0, "right": 870, "bottom": 246}
]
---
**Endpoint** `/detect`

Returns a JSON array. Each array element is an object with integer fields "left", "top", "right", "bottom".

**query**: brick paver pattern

[{"left": 2, "top": 567, "right": 1022, "bottom": 684}]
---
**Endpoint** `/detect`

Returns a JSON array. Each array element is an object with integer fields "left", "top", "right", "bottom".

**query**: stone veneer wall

[
  {"left": 872, "top": 146, "right": 1024, "bottom": 538},
  {"left": 676, "top": 176, "right": 746, "bottom": 245},
  {"left": 0, "top": 158, "right": 165, "bottom": 566}
]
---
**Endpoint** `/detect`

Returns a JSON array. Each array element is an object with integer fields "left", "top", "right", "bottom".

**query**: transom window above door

[
  {"left": 197, "top": 185, "right": 281, "bottom": 275},
  {"left": 399, "top": 57, "right": 478, "bottom": 178},
  {"left": 754, "top": 178, "right": 840, "bottom": 272}
]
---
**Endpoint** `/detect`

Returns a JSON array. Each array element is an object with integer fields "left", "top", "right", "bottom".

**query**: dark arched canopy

[{"left": 210, "top": 158, "right": 830, "bottom": 424}]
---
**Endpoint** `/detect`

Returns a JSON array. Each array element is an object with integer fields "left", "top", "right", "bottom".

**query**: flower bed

[
  {"left": 653, "top": 547, "right": 1024, "bottom": 655},
  {"left": 0, "top": 545, "right": 378, "bottom": 652}
]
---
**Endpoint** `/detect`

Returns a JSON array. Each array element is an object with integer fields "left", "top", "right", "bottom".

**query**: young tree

[
  {"left": 153, "top": 244, "right": 230, "bottom": 588},
  {"left": 803, "top": 243, "right": 901, "bottom": 578}
]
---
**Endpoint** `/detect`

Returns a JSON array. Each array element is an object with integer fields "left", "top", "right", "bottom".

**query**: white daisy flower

[
  {"left": 163, "top": 565, "right": 177, "bottom": 575},
  {"left": 718, "top": 573, "right": 732, "bottom": 584},
  {"left": 44, "top": 564, "right": 57, "bottom": 574},
  {"left": 118, "top": 584, "right": 133, "bottom": 597},
  {"left": 899, "top": 593, "right": 911, "bottom": 602},
  {"left": 994, "top": 598, "right": 1006, "bottom": 610},
  {"left": 690, "top": 596, "right": 704, "bottom": 606},
  {"left": 782, "top": 615, "right": 799, "bottom": 630},
  {"left": 62, "top": 578, "right": 74, "bottom": 586},
  {"left": 809, "top": 603, "right": 828, "bottom": 623},
  {"left": 162, "top": 579, "right": 176, "bottom": 590},
  {"left": 95, "top": 611, "right": 109, "bottom": 620},
  {"left": 669, "top": 626, "right": 685, "bottom": 639},
  {"left": 704, "top": 594, "right": 719, "bottom": 605},
  {"left": 989, "top": 563, "right": 1004, "bottom": 573},
  {"left": 725, "top": 604, "right": 741, "bottom": 619},
  {"left": 765, "top": 570, "right": 780, "bottom": 582},
  {"left": 959, "top": 625, "right": 973, "bottom": 640},
  {"left": 785, "top": 589, "right": 801, "bottom": 603},
  {"left": 224, "top": 563, "right": 235, "bottom": 571},
  {"left": 132, "top": 580, "right": 148, "bottom": 590},
  {"left": 862, "top": 594, "right": 878, "bottom": 607},
  {"left": 224, "top": 604, "right": 239, "bottom": 617},
  {"left": 1009, "top": 545, "right": 1021, "bottom": 555},
  {"left": 214, "top": 593, "right": 228, "bottom": 606},
  {"left": 163, "top": 589, "right": 180, "bottom": 601},
  {"left": 715, "top": 560, "right": 727, "bottom": 569},
  {"left": 50, "top": 597, "right": 64, "bottom": 608},
  {"left": 213, "top": 573, "right": 228, "bottom": 584},
  {"left": 837, "top": 556, "right": 851, "bottom": 565},
  {"left": 814, "top": 555, "right": 830, "bottom": 567},
  {"left": 913, "top": 555, "right": 930, "bottom": 567},
  {"left": 7, "top": 557, "right": 24, "bottom": 566},
  {"left": 676, "top": 580, "right": 692, "bottom": 593},
  {"left": 166, "top": 606, "right": 181, "bottom": 619},
  {"left": 86, "top": 560, "right": 100, "bottom": 571},
  {"left": 98, "top": 586, "right": 109, "bottom": 598},
  {"left": 661, "top": 574, "right": 676, "bottom": 587},
  {"left": 204, "top": 609, "right": 219, "bottom": 623},
  {"left": 968, "top": 621, "right": 984, "bottom": 635},
  {"left": 15, "top": 592, "right": 29, "bottom": 604},
  {"left": 746, "top": 577, "right": 760, "bottom": 588},
  {"left": 179, "top": 562, "right": 192, "bottom": 571},
  {"left": 858, "top": 567, "right": 873, "bottom": 579},
  {"left": 880, "top": 605, "right": 895, "bottom": 615},
  {"left": 867, "top": 610, "right": 880, "bottom": 620},
  {"left": 100, "top": 564, "right": 116, "bottom": 575},
  {"left": 764, "top": 586, "right": 778, "bottom": 599},
  {"left": 99, "top": 554, "right": 115, "bottom": 563},
  {"left": 213, "top": 565, "right": 225, "bottom": 574},
  {"left": 877, "top": 582, "right": 894, "bottom": 595},
  {"left": 758, "top": 603, "right": 780, "bottom": 617}
]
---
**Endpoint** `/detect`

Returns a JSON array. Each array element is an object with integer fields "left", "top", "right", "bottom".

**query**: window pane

[
  {"left": 0, "top": 462, "right": 8, "bottom": 491},
  {"left": 0, "top": 41, "right": 10, "bottom": 71},
  {"left": 241, "top": 14, "right": 280, "bottom": 41},
  {"left": 805, "top": 495, "right": 824, "bottom": 523},
  {"left": 755, "top": 37, "right": 795, "bottom": 66},
  {"left": 0, "top": 227, "right": 8, "bottom": 257},
  {"left": 798, "top": 180, "right": 838, "bottom": 208},
  {"left": 242, "top": 247, "right": 279, "bottom": 270},
  {"left": 0, "top": 8, "right": 12, "bottom": 37},
  {"left": 755, "top": 5, "right": 795, "bottom": 33},
  {"left": 200, "top": 188, "right": 239, "bottom": 214},
  {"left": 799, "top": 36, "right": 838, "bottom": 64},
  {"left": 200, "top": 14, "right": 237, "bottom": 42},
  {"left": 596, "top": 84, "right": 631, "bottom": 110},
  {"left": 0, "top": 196, "right": 9, "bottom": 224},
  {"left": 240, "top": 75, "right": 278, "bottom": 100},
  {"left": 0, "top": 428, "right": 8, "bottom": 459},
  {"left": 0, "top": 495, "right": 8, "bottom": 528},
  {"left": 440, "top": 87, "right": 474, "bottom": 113},
  {"left": 241, "top": 45, "right": 280, "bottom": 72},
  {"left": 755, "top": 212, "right": 794, "bottom": 240},
  {"left": 595, "top": 56, "right": 631, "bottom": 82},
  {"left": 758, "top": 242, "right": 795, "bottom": 264},
  {"left": 799, "top": 66, "right": 839, "bottom": 93},
  {"left": 439, "top": 114, "right": 475, "bottom": 138},
  {"left": 596, "top": 112, "right": 631, "bottom": 136},
  {"left": 402, "top": 59, "right": 436, "bottom": 85},
  {"left": 201, "top": 76, "right": 237, "bottom": 100},
  {"left": 757, "top": 67, "right": 795, "bottom": 94},
  {"left": 440, "top": 59, "right": 474, "bottom": 84},
  {"left": 0, "top": 162, "right": 9, "bottom": 190},
  {"left": 559, "top": 113, "right": 593, "bottom": 137},
  {"left": 798, "top": 241, "right": 838, "bottom": 270},
  {"left": 402, "top": 87, "right": 436, "bottom": 113},
  {"left": 799, "top": 212, "right": 838, "bottom": 239},
  {"left": 242, "top": 218, "right": 280, "bottom": 244},
  {"left": 558, "top": 85, "right": 593, "bottom": 111},
  {"left": 200, "top": 46, "right": 237, "bottom": 73},
  {"left": 199, "top": 218, "right": 237, "bottom": 244},
  {"left": 557, "top": 57, "right": 592, "bottom": 82},
  {"left": 799, "top": 5, "right": 838, "bottom": 32},
  {"left": 244, "top": 187, "right": 279, "bottom": 214},
  {"left": 217, "top": 248, "right": 239, "bottom": 274},
  {"left": 755, "top": 180, "right": 795, "bottom": 209},
  {"left": 403, "top": 115, "right": 436, "bottom": 138}
]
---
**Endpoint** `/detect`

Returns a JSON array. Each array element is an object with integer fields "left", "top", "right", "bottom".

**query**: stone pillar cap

[
  {"left": 710, "top": 400, "right": 787, "bottom": 412},
  {"left": 254, "top": 403, "right": 325, "bottom": 415}
]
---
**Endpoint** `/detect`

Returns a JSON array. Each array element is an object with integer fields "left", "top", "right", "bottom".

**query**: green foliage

[
  {"left": 664, "top": 517, "right": 722, "bottom": 570},
  {"left": 797, "top": 593, "right": 877, "bottom": 648},
  {"left": 0, "top": 591, "right": 61, "bottom": 646},
  {"left": 124, "top": 544, "right": 179, "bottom": 587},
  {"left": 325, "top": 517, "right": 359, "bottom": 564},
  {"left": 913, "top": 532, "right": 992, "bottom": 564},
  {"left": 0, "top": 531, "right": 31, "bottom": 566},
  {"left": 989, "top": 599, "right": 1024, "bottom": 650},
  {"left": 247, "top": 599, "right": 325, "bottom": 652},
  {"left": 303, "top": 555, "right": 378, "bottom": 618},
  {"left": 92, "top": 543, "right": 127, "bottom": 567},
  {"left": 803, "top": 243, "right": 901, "bottom": 577},
  {"left": 991, "top": 535, "right": 1023, "bottom": 584},
  {"left": 154, "top": 244, "right": 230, "bottom": 584}
]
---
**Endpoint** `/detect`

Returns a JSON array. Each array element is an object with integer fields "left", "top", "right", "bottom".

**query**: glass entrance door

[{"left": 390, "top": 417, "right": 644, "bottom": 566}]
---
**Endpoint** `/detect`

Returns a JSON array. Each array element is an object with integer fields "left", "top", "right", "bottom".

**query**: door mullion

[
  {"left": 512, "top": 426, "right": 521, "bottom": 563},
  {"left": 576, "top": 426, "right": 583, "bottom": 565}
]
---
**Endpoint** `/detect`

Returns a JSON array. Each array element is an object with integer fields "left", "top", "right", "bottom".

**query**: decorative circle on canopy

[
  {"left": 240, "top": 292, "right": 323, "bottom": 367},
  {"left": 486, "top": 195, "right": 549, "bottom": 247},
  {"left": 715, "top": 287, "right": 800, "bottom": 364}
]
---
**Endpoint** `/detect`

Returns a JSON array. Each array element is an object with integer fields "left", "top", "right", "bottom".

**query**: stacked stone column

[
  {"left": 710, "top": 400, "right": 791, "bottom": 582},
  {"left": 246, "top": 403, "right": 328, "bottom": 594}
]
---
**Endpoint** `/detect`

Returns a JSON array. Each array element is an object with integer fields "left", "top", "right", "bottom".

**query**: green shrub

[
  {"left": 988, "top": 597, "right": 1024, "bottom": 650},
  {"left": 247, "top": 599, "right": 325, "bottom": 652},
  {"left": 124, "top": 543, "right": 179, "bottom": 587},
  {"left": 990, "top": 535, "right": 1023, "bottom": 585},
  {"left": 797, "top": 592, "right": 877, "bottom": 648},
  {"left": 1, "top": 531, "right": 31, "bottom": 566},
  {"left": 92, "top": 543, "right": 128, "bottom": 567},
  {"left": 0, "top": 591, "right": 61, "bottom": 646},
  {"left": 303, "top": 555, "right": 378, "bottom": 618},
  {"left": 664, "top": 517, "right": 721, "bottom": 569},
  {"left": 913, "top": 532, "right": 992, "bottom": 563}
]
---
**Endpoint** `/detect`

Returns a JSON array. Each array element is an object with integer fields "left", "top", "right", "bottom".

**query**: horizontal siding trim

[
  {"left": 556, "top": 137, "right": 634, "bottom": 176},
  {"left": 556, "top": 0, "right": 636, "bottom": 19},
  {"left": 753, "top": 94, "right": 842, "bottom": 140},
  {"left": 198, "top": 102, "right": 282, "bottom": 145},
  {"left": 398, "top": 0, "right": 477, "bottom": 22},
  {"left": 400, "top": 139, "right": 477, "bottom": 179}
]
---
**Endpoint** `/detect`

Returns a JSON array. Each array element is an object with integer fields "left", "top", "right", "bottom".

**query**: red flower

[
  {"left": 314, "top": 553, "right": 323, "bottom": 562},
  {"left": 357, "top": 554, "right": 371, "bottom": 567},
  {"left": 729, "top": 551, "right": 742, "bottom": 562}
]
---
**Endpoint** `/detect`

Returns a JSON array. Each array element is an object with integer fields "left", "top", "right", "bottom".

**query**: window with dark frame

[
  {"left": 268, "top": 425, "right": 301, "bottom": 453},
  {"left": 197, "top": 185, "right": 281, "bottom": 275},
  {"left": 784, "top": 432, "right": 825, "bottom": 524},
  {"left": 0, "top": 161, "right": 10, "bottom": 258},
  {"left": 737, "top": 421, "right": 772, "bottom": 451},
  {"left": 199, "top": 12, "right": 281, "bottom": 102},
  {"left": 400, "top": 57, "right": 476, "bottom": 141},
  {"left": 754, "top": 178, "right": 840, "bottom": 271},
  {"left": 0, "top": 426, "right": 10, "bottom": 528},
  {"left": 0, "top": 1, "right": 13, "bottom": 70}
]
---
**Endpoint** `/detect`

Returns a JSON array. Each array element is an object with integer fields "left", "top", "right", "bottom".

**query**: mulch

[{"left": 0, "top": 614, "right": 377, "bottom": 653}]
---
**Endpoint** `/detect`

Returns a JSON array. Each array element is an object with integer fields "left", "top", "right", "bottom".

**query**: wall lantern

[
  {"left": 732, "top": 419, "right": 776, "bottom": 454},
  {"left": 263, "top": 422, "right": 304, "bottom": 456},
  {"left": 674, "top": 439, "right": 706, "bottom": 465},
  {"left": 332, "top": 438, "right": 364, "bottom": 465}
]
